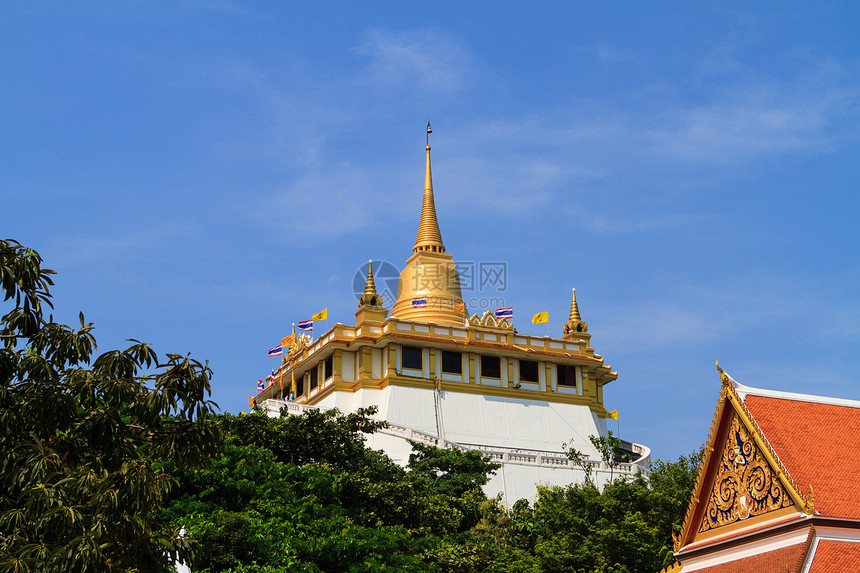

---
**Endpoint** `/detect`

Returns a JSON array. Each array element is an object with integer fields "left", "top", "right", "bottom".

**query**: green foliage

[
  {"left": 163, "top": 410, "right": 505, "bottom": 572},
  {"left": 0, "top": 239, "right": 220, "bottom": 572},
  {"left": 525, "top": 449, "right": 703, "bottom": 573},
  {"left": 408, "top": 441, "right": 501, "bottom": 499},
  {"left": 564, "top": 431, "right": 628, "bottom": 484}
]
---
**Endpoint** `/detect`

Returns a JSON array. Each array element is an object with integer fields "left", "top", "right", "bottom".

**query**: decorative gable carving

[
  {"left": 674, "top": 363, "right": 814, "bottom": 553},
  {"left": 698, "top": 413, "right": 794, "bottom": 533}
]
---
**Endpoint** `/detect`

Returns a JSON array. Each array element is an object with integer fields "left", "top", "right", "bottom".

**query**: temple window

[
  {"left": 442, "top": 350, "right": 462, "bottom": 374},
  {"left": 557, "top": 364, "right": 577, "bottom": 387},
  {"left": 309, "top": 367, "right": 318, "bottom": 390},
  {"left": 481, "top": 355, "right": 501, "bottom": 379},
  {"left": 519, "top": 360, "right": 539, "bottom": 383},
  {"left": 402, "top": 345, "right": 423, "bottom": 371},
  {"left": 324, "top": 356, "right": 333, "bottom": 380}
]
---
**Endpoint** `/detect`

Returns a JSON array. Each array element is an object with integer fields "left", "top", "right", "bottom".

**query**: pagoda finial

[
  {"left": 563, "top": 288, "right": 588, "bottom": 336},
  {"left": 413, "top": 122, "right": 445, "bottom": 254},
  {"left": 359, "top": 260, "right": 383, "bottom": 308},
  {"left": 364, "top": 260, "right": 377, "bottom": 296},
  {"left": 569, "top": 288, "right": 581, "bottom": 322}
]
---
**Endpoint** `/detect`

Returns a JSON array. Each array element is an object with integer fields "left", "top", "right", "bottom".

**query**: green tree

[
  {"left": 525, "top": 449, "right": 703, "bottom": 573},
  {"left": 564, "top": 431, "right": 627, "bottom": 484},
  {"left": 163, "top": 409, "right": 506, "bottom": 572},
  {"left": 407, "top": 441, "right": 500, "bottom": 500},
  {"left": 0, "top": 239, "right": 220, "bottom": 572}
]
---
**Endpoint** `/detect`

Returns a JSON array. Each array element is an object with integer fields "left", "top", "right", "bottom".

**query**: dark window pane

[
  {"left": 309, "top": 367, "right": 318, "bottom": 389},
  {"left": 481, "top": 355, "right": 501, "bottom": 378},
  {"left": 442, "top": 350, "right": 462, "bottom": 374},
  {"left": 557, "top": 364, "right": 577, "bottom": 387},
  {"left": 402, "top": 346, "right": 423, "bottom": 370},
  {"left": 520, "top": 360, "right": 539, "bottom": 382},
  {"left": 324, "top": 356, "right": 333, "bottom": 380}
]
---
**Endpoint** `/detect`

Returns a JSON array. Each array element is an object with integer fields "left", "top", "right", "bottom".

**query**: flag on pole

[
  {"left": 453, "top": 302, "right": 466, "bottom": 313},
  {"left": 249, "top": 396, "right": 255, "bottom": 408},
  {"left": 279, "top": 369, "right": 284, "bottom": 391},
  {"left": 412, "top": 296, "right": 427, "bottom": 308},
  {"left": 290, "top": 370, "right": 296, "bottom": 397},
  {"left": 257, "top": 379, "right": 264, "bottom": 391},
  {"left": 495, "top": 307, "right": 513, "bottom": 319},
  {"left": 297, "top": 319, "right": 313, "bottom": 332},
  {"left": 312, "top": 308, "right": 328, "bottom": 321},
  {"left": 532, "top": 311, "right": 549, "bottom": 324},
  {"left": 267, "top": 345, "right": 283, "bottom": 357},
  {"left": 282, "top": 334, "right": 295, "bottom": 348},
  {"left": 607, "top": 409, "right": 619, "bottom": 420}
]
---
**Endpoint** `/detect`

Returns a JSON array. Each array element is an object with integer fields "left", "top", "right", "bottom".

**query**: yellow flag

[
  {"left": 532, "top": 311, "right": 549, "bottom": 324},
  {"left": 607, "top": 409, "right": 619, "bottom": 420},
  {"left": 279, "top": 369, "right": 284, "bottom": 391},
  {"left": 282, "top": 334, "right": 295, "bottom": 348},
  {"left": 291, "top": 370, "right": 296, "bottom": 396},
  {"left": 249, "top": 395, "right": 255, "bottom": 408},
  {"left": 453, "top": 302, "right": 466, "bottom": 313},
  {"left": 312, "top": 308, "right": 328, "bottom": 321}
]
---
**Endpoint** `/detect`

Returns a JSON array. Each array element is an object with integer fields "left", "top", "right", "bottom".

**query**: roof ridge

[
  {"left": 791, "top": 526, "right": 816, "bottom": 573},
  {"left": 724, "top": 380, "right": 815, "bottom": 515},
  {"left": 733, "top": 381, "right": 860, "bottom": 409}
]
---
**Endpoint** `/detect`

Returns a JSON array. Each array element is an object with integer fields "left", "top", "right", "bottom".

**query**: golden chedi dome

[{"left": 390, "top": 130, "right": 467, "bottom": 326}]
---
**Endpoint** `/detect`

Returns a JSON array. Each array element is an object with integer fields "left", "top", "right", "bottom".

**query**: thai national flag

[
  {"left": 495, "top": 307, "right": 513, "bottom": 319},
  {"left": 412, "top": 296, "right": 427, "bottom": 308},
  {"left": 257, "top": 379, "right": 264, "bottom": 391},
  {"left": 267, "top": 345, "right": 283, "bottom": 357},
  {"left": 298, "top": 319, "right": 313, "bottom": 332}
]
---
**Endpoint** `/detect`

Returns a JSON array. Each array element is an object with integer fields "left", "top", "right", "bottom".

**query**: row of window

[
  {"left": 401, "top": 346, "right": 578, "bottom": 387},
  {"left": 294, "top": 356, "right": 333, "bottom": 396}
]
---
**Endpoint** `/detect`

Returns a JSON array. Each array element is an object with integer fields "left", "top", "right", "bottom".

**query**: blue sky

[{"left": 3, "top": 2, "right": 858, "bottom": 462}]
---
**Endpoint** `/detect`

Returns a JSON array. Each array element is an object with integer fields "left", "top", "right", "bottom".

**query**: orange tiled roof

[
  {"left": 744, "top": 395, "right": 860, "bottom": 519},
  {"left": 688, "top": 541, "right": 808, "bottom": 573},
  {"left": 807, "top": 539, "right": 860, "bottom": 572}
]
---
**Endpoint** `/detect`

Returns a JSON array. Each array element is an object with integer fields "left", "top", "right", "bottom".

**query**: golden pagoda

[
  {"left": 390, "top": 140, "right": 467, "bottom": 326},
  {"left": 253, "top": 127, "right": 649, "bottom": 501}
]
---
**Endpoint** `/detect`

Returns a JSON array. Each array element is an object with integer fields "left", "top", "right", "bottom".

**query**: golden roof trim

[{"left": 469, "top": 310, "right": 514, "bottom": 330}]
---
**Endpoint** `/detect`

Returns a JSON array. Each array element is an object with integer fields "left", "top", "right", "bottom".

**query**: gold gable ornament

[
  {"left": 674, "top": 362, "right": 815, "bottom": 552},
  {"left": 698, "top": 412, "right": 794, "bottom": 533}
]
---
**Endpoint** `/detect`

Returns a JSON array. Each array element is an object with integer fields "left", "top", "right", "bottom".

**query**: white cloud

[
  {"left": 353, "top": 29, "right": 472, "bottom": 93},
  {"left": 637, "top": 65, "right": 858, "bottom": 163}
]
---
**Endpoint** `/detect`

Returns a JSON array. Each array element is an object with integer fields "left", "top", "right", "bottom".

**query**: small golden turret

[
  {"left": 358, "top": 260, "right": 384, "bottom": 308},
  {"left": 356, "top": 260, "right": 389, "bottom": 326},
  {"left": 563, "top": 288, "right": 588, "bottom": 336},
  {"left": 390, "top": 125, "right": 466, "bottom": 326}
]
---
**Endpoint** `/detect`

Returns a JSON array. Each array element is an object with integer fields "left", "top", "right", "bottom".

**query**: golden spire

[
  {"left": 563, "top": 288, "right": 588, "bottom": 336},
  {"left": 569, "top": 288, "right": 581, "bottom": 322},
  {"left": 413, "top": 122, "right": 445, "bottom": 254},
  {"left": 390, "top": 126, "right": 465, "bottom": 326},
  {"left": 364, "top": 260, "right": 377, "bottom": 296},
  {"left": 358, "top": 260, "right": 383, "bottom": 308}
]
